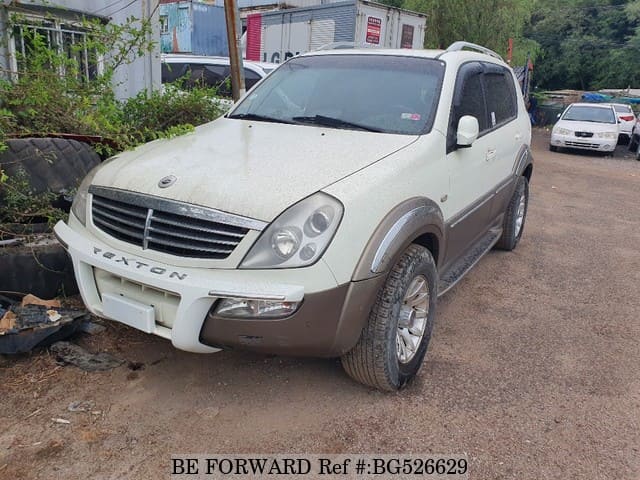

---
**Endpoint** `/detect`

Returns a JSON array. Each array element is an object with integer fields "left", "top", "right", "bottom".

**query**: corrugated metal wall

[
  {"left": 160, "top": 2, "right": 192, "bottom": 53},
  {"left": 191, "top": 2, "right": 228, "bottom": 55},
  {"left": 160, "top": 1, "right": 229, "bottom": 56},
  {"left": 258, "top": 1, "right": 356, "bottom": 63}
]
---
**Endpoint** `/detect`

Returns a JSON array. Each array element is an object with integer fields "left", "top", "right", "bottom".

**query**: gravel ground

[{"left": 1, "top": 129, "right": 639, "bottom": 480}]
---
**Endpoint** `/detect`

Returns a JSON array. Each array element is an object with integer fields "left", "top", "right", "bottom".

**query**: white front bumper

[
  {"left": 550, "top": 132, "right": 617, "bottom": 151},
  {"left": 54, "top": 219, "right": 338, "bottom": 353}
]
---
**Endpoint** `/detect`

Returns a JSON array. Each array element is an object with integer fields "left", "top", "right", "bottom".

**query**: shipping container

[
  {"left": 160, "top": 1, "right": 229, "bottom": 56},
  {"left": 245, "top": 0, "right": 427, "bottom": 64}
]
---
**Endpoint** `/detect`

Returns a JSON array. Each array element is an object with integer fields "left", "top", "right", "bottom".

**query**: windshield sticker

[{"left": 401, "top": 113, "right": 422, "bottom": 121}]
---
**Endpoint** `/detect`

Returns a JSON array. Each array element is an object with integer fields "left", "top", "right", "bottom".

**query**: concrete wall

[{"left": 0, "top": 0, "right": 161, "bottom": 99}]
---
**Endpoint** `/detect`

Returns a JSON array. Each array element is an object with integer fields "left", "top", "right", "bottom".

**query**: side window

[
  {"left": 244, "top": 68, "right": 262, "bottom": 90},
  {"left": 448, "top": 62, "right": 488, "bottom": 151},
  {"left": 161, "top": 62, "right": 189, "bottom": 83},
  {"left": 188, "top": 63, "right": 228, "bottom": 90},
  {"left": 484, "top": 68, "right": 517, "bottom": 127}
]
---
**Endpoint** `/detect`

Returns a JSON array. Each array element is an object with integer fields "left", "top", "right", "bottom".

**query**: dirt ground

[{"left": 1, "top": 129, "right": 639, "bottom": 480}]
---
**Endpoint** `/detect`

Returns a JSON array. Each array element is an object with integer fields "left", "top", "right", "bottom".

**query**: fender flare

[
  {"left": 352, "top": 197, "right": 445, "bottom": 281},
  {"left": 514, "top": 144, "right": 533, "bottom": 178}
]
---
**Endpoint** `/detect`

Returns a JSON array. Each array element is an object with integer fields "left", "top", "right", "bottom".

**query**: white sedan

[
  {"left": 607, "top": 103, "right": 636, "bottom": 140},
  {"left": 550, "top": 103, "right": 619, "bottom": 153}
]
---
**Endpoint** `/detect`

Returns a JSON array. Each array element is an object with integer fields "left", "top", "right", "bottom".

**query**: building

[{"left": 0, "top": 0, "right": 161, "bottom": 99}]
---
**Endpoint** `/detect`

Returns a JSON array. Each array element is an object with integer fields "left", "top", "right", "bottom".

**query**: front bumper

[
  {"left": 550, "top": 133, "right": 617, "bottom": 152},
  {"left": 54, "top": 219, "right": 380, "bottom": 356}
]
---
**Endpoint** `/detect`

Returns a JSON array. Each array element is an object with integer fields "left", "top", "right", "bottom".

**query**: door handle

[
  {"left": 515, "top": 133, "right": 522, "bottom": 141},
  {"left": 486, "top": 148, "right": 497, "bottom": 161}
]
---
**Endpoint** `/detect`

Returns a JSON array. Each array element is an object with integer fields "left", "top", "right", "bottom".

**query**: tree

[
  {"left": 527, "top": 0, "right": 640, "bottom": 90},
  {"left": 403, "top": 0, "right": 536, "bottom": 63}
]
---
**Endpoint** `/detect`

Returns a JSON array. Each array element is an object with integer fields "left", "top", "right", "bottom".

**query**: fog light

[{"left": 212, "top": 297, "right": 301, "bottom": 319}]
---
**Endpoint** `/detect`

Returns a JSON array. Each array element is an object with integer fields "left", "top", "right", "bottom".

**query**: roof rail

[{"left": 445, "top": 41, "right": 504, "bottom": 61}]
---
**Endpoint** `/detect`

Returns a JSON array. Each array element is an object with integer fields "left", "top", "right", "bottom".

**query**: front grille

[
  {"left": 565, "top": 141, "right": 600, "bottom": 149},
  {"left": 575, "top": 131, "right": 594, "bottom": 138},
  {"left": 89, "top": 186, "right": 265, "bottom": 259}
]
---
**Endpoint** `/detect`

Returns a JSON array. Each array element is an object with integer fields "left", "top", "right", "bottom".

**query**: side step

[{"left": 438, "top": 227, "right": 502, "bottom": 297}]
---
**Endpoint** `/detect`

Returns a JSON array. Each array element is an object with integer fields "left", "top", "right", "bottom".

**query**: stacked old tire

[{"left": 0, "top": 138, "right": 100, "bottom": 298}]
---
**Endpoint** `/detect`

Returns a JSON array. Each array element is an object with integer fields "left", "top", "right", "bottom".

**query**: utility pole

[{"left": 224, "top": 0, "right": 246, "bottom": 101}]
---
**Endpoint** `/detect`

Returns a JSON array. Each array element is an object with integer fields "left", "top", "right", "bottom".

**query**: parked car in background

[
  {"left": 607, "top": 103, "right": 635, "bottom": 142},
  {"left": 161, "top": 54, "right": 277, "bottom": 97},
  {"left": 550, "top": 103, "right": 619, "bottom": 154}
]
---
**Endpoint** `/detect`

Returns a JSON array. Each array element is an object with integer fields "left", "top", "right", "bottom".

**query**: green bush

[
  {"left": 120, "top": 87, "right": 225, "bottom": 146},
  {"left": 0, "top": 169, "right": 67, "bottom": 230}
]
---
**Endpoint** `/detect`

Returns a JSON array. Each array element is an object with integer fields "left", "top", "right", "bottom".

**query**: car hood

[
  {"left": 555, "top": 119, "right": 619, "bottom": 132},
  {"left": 93, "top": 118, "right": 417, "bottom": 221}
]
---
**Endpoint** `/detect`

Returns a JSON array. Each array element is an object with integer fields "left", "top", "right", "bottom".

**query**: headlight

[
  {"left": 212, "top": 298, "right": 300, "bottom": 318},
  {"left": 596, "top": 132, "right": 618, "bottom": 139},
  {"left": 70, "top": 164, "right": 101, "bottom": 226},
  {"left": 555, "top": 127, "right": 572, "bottom": 135},
  {"left": 240, "top": 192, "right": 343, "bottom": 269}
]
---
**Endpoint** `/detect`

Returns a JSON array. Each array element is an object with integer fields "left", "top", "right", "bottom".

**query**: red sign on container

[{"left": 366, "top": 17, "right": 381, "bottom": 44}]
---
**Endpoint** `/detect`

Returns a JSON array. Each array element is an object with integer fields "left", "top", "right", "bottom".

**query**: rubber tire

[
  {"left": 341, "top": 244, "right": 437, "bottom": 391},
  {"left": 495, "top": 176, "right": 529, "bottom": 251},
  {"left": 636, "top": 140, "right": 640, "bottom": 161},
  {"left": 0, "top": 138, "right": 100, "bottom": 195},
  {"left": 0, "top": 240, "right": 78, "bottom": 298},
  {"left": 628, "top": 133, "right": 638, "bottom": 152}
]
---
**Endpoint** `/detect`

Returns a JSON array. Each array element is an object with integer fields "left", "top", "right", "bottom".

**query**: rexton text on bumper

[{"left": 53, "top": 216, "right": 381, "bottom": 357}]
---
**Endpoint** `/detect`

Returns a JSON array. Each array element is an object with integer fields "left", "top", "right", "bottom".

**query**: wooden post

[{"left": 224, "top": 0, "right": 246, "bottom": 101}]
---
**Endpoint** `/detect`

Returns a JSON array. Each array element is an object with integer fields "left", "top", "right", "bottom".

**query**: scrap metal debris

[
  {"left": 50, "top": 341, "right": 124, "bottom": 372},
  {"left": 67, "top": 400, "right": 95, "bottom": 413},
  {"left": 0, "top": 294, "right": 89, "bottom": 354}
]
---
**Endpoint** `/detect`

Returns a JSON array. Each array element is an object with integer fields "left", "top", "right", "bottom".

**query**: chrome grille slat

[
  {"left": 93, "top": 216, "right": 145, "bottom": 240},
  {"left": 90, "top": 187, "right": 253, "bottom": 259},
  {"left": 92, "top": 197, "right": 147, "bottom": 219},
  {"left": 147, "top": 235, "right": 234, "bottom": 254},
  {"left": 93, "top": 206, "right": 146, "bottom": 230},
  {"left": 147, "top": 225, "right": 241, "bottom": 246},
  {"left": 150, "top": 214, "right": 246, "bottom": 238}
]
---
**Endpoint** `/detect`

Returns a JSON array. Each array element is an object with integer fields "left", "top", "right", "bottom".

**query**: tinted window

[
  {"left": 458, "top": 72, "right": 487, "bottom": 130},
  {"left": 188, "top": 63, "right": 228, "bottom": 89},
  {"left": 244, "top": 67, "right": 262, "bottom": 90},
  {"left": 162, "top": 62, "right": 189, "bottom": 83},
  {"left": 448, "top": 65, "right": 487, "bottom": 150},
  {"left": 484, "top": 71, "right": 516, "bottom": 127}
]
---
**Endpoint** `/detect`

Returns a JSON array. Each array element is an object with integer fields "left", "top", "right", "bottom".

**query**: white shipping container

[{"left": 245, "top": 0, "right": 427, "bottom": 64}]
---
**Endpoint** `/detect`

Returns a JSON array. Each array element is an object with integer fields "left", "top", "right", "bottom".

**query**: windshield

[
  {"left": 563, "top": 105, "right": 616, "bottom": 124},
  {"left": 229, "top": 54, "right": 445, "bottom": 135}
]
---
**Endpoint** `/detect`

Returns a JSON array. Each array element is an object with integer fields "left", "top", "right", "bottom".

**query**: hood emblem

[{"left": 158, "top": 175, "right": 177, "bottom": 188}]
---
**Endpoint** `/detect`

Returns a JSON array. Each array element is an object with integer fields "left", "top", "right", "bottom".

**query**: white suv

[{"left": 55, "top": 42, "right": 532, "bottom": 391}]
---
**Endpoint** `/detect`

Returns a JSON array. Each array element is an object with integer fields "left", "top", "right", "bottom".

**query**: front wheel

[
  {"left": 495, "top": 176, "right": 529, "bottom": 251},
  {"left": 636, "top": 139, "right": 640, "bottom": 161},
  {"left": 341, "top": 244, "right": 437, "bottom": 391}
]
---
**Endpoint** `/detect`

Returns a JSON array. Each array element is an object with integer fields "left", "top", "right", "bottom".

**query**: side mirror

[
  {"left": 457, "top": 115, "right": 479, "bottom": 147},
  {"left": 557, "top": 113, "right": 561, "bottom": 119}
]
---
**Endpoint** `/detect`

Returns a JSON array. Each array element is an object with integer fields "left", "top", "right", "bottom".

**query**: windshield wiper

[
  {"left": 292, "top": 115, "right": 383, "bottom": 132},
  {"left": 227, "top": 113, "right": 293, "bottom": 125}
]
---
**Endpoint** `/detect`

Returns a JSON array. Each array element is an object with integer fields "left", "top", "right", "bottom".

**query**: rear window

[{"left": 613, "top": 104, "right": 632, "bottom": 113}]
